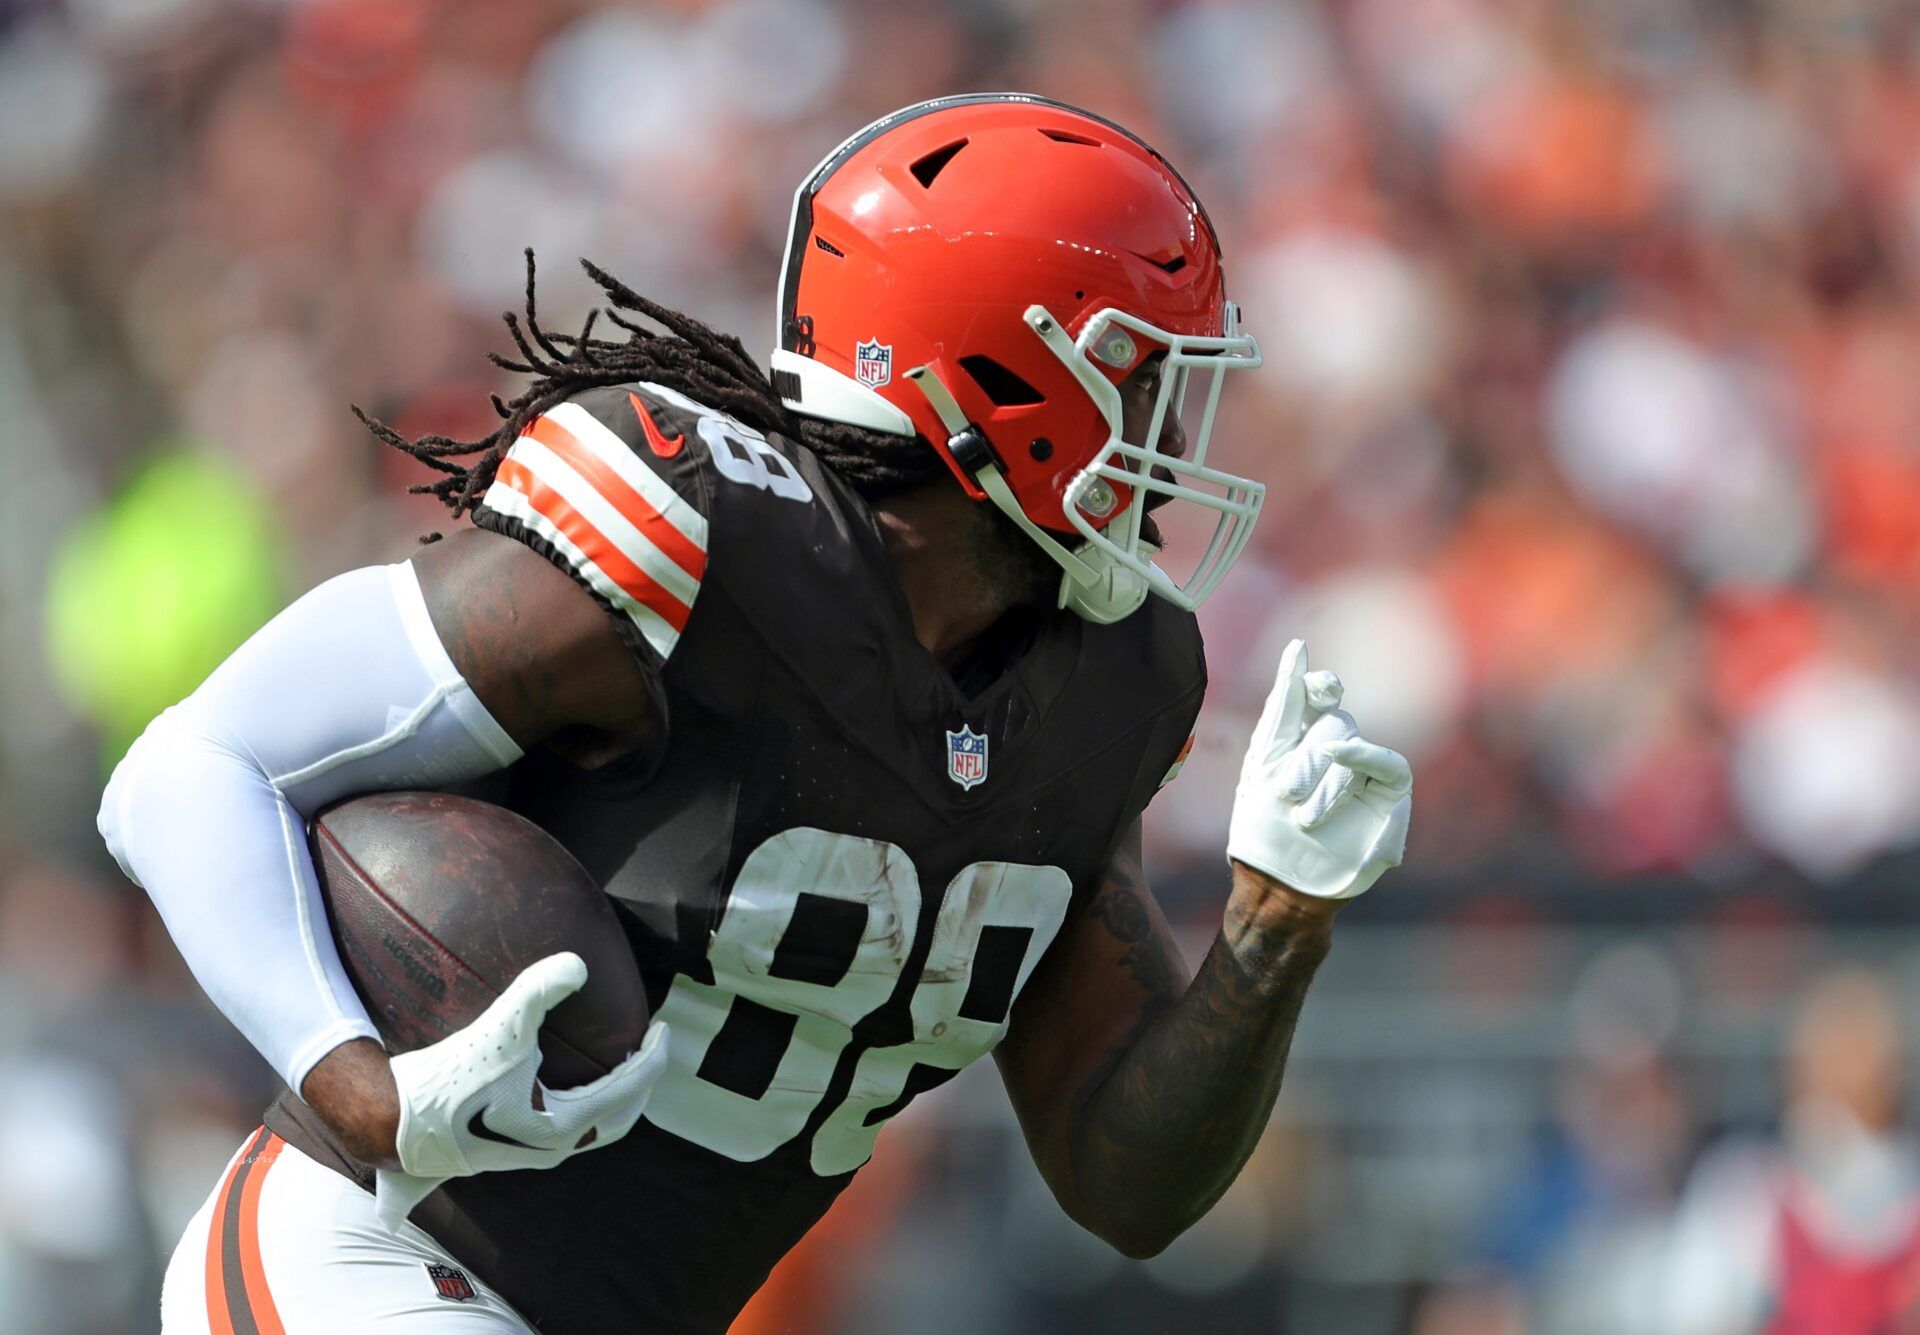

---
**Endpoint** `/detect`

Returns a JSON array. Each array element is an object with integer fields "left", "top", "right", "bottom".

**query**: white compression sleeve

[{"left": 99, "top": 563, "right": 522, "bottom": 1091}]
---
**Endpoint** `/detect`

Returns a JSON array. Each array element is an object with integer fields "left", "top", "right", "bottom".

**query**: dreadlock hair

[{"left": 358, "top": 250, "right": 956, "bottom": 531}]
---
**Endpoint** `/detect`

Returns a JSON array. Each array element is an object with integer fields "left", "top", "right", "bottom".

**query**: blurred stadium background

[{"left": 5, "top": 0, "right": 1920, "bottom": 1331}]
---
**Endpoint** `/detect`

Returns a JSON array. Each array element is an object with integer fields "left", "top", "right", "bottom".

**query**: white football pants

[{"left": 161, "top": 1128, "right": 538, "bottom": 1333}]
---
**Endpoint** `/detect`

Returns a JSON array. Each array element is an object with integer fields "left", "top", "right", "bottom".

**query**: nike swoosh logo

[
  {"left": 467, "top": 1109, "right": 537, "bottom": 1150},
  {"left": 629, "top": 392, "right": 685, "bottom": 458}
]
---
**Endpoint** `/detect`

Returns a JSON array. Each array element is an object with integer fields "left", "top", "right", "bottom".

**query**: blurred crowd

[{"left": 5, "top": 0, "right": 1920, "bottom": 1330}]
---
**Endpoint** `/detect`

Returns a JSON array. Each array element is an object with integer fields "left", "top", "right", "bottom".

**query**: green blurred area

[{"left": 43, "top": 449, "right": 282, "bottom": 769}]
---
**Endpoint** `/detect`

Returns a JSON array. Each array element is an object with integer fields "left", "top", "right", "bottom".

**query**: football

[{"left": 310, "top": 791, "right": 649, "bottom": 1089}]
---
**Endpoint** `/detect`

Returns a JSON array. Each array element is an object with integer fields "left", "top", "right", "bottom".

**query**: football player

[{"left": 100, "top": 95, "right": 1411, "bottom": 1333}]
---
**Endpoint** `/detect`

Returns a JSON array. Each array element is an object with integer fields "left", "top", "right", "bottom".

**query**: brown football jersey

[{"left": 268, "top": 380, "right": 1204, "bottom": 1334}]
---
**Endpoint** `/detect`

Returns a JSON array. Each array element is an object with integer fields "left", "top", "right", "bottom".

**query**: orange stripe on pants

[
  {"left": 204, "top": 1127, "right": 286, "bottom": 1335},
  {"left": 235, "top": 1133, "right": 288, "bottom": 1335},
  {"left": 203, "top": 1129, "right": 259, "bottom": 1335}
]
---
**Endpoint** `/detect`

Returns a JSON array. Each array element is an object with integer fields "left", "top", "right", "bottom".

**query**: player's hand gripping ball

[
  {"left": 1227, "top": 639, "right": 1412, "bottom": 900},
  {"left": 377, "top": 953, "right": 669, "bottom": 1231},
  {"left": 308, "top": 792, "right": 669, "bottom": 1231}
]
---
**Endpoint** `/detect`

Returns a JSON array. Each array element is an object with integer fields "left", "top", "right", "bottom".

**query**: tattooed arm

[{"left": 995, "top": 818, "right": 1339, "bottom": 1258}]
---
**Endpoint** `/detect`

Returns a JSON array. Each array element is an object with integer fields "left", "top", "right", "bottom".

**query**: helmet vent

[
  {"left": 1131, "top": 250, "right": 1188, "bottom": 275},
  {"left": 909, "top": 138, "right": 969, "bottom": 188},
  {"left": 960, "top": 355, "right": 1045, "bottom": 407},
  {"left": 813, "top": 235, "right": 845, "bottom": 257},
  {"left": 1039, "top": 128, "right": 1100, "bottom": 147}
]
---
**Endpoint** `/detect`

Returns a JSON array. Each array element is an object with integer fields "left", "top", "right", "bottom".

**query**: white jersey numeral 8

[{"left": 696, "top": 417, "right": 814, "bottom": 503}]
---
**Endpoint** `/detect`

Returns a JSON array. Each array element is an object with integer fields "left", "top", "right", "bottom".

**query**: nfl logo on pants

[
  {"left": 946, "top": 725, "right": 988, "bottom": 791},
  {"left": 425, "top": 1262, "right": 476, "bottom": 1302}
]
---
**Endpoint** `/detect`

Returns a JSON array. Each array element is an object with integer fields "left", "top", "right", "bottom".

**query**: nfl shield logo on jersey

[
  {"left": 855, "top": 339, "right": 892, "bottom": 388},
  {"left": 425, "top": 1262, "right": 477, "bottom": 1302},
  {"left": 946, "top": 725, "right": 989, "bottom": 791}
]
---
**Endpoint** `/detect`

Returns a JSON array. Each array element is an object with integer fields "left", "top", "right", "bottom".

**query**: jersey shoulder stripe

[
  {"left": 544, "top": 401, "right": 709, "bottom": 561},
  {"left": 521, "top": 416, "right": 705, "bottom": 590},
  {"left": 480, "top": 399, "right": 709, "bottom": 661}
]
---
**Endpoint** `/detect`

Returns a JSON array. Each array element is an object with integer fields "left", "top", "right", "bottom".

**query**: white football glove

[
  {"left": 1226, "top": 639, "right": 1412, "bottom": 900},
  {"left": 373, "top": 951, "right": 669, "bottom": 1231}
]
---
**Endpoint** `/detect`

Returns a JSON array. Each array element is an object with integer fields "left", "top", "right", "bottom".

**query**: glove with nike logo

[
  {"left": 373, "top": 952, "right": 669, "bottom": 1231},
  {"left": 1227, "top": 639, "right": 1413, "bottom": 900}
]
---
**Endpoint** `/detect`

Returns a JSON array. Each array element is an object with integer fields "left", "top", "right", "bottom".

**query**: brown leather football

[{"left": 310, "top": 791, "right": 648, "bottom": 1089}]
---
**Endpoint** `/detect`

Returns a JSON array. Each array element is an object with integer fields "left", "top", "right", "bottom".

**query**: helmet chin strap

[
  {"left": 903, "top": 365, "right": 1153, "bottom": 624},
  {"left": 1060, "top": 539, "right": 1156, "bottom": 624}
]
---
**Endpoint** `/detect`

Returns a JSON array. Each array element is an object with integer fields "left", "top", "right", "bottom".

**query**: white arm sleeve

[{"left": 98, "top": 562, "right": 522, "bottom": 1092}]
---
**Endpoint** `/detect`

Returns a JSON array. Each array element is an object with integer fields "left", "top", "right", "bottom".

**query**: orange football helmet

[{"left": 772, "top": 93, "right": 1264, "bottom": 622}]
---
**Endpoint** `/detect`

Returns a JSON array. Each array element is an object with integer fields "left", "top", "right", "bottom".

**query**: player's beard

[
  {"left": 970, "top": 499, "right": 1068, "bottom": 610},
  {"left": 969, "top": 497, "right": 1167, "bottom": 611}
]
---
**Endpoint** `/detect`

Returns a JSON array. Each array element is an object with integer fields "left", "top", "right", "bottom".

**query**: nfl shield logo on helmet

[
  {"left": 855, "top": 339, "right": 892, "bottom": 388},
  {"left": 425, "top": 1262, "right": 477, "bottom": 1302},
  {"left": 946, "top": 725, "right": 989, "bottom": 791}
]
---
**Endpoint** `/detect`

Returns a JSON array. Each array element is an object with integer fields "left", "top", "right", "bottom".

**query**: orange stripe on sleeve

[
  {"left": 235, "top": 1133, "right": 288, "bottom": 1335},
  {"left": 524, "top": 416, "right": 707, "bottom": 579},
  {"left": 494, "top": 457, "right": 693, "bottom": 633}
]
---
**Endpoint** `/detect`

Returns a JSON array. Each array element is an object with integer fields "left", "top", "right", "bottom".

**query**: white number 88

[{"left": 643, "top": 828, "right": 1072, "bottom": 1174}]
